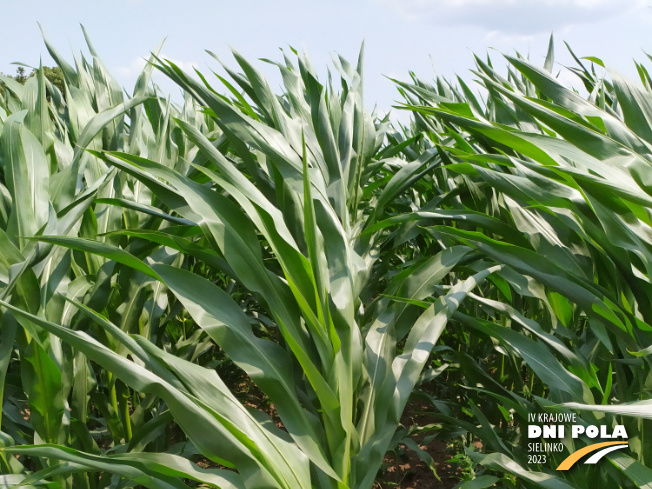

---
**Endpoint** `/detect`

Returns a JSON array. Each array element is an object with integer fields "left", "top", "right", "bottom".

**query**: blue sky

[{"left": 1, "top": 0, "right": 651, "bottom": 114}]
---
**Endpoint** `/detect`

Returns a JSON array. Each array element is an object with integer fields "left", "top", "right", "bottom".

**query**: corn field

[{"left": 0, "top": 33, "right": 650, "bottom": 488}]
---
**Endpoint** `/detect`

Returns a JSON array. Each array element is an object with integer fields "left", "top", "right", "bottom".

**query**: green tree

[
  {"left": 3, "top": 65, "right": 65, "bottom": 93},
  {"left": 14, "top": 66, "right": 29, "bottom": 83},
  {"left": 41, "top": 66, "right": 64, "bottom": 93}
]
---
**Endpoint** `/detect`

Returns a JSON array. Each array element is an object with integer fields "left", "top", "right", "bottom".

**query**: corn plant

[
  {"left": 394, "top": 37, "right": 652, "bottom": 488},
  {"left": 0, "top": 30, "right": 223, "bottom": 488},
  {"left": 0, "top": 42, "right": 510, "bottom": 488},
  {"left": 2, "top": 31, "right": 652, "bottom": 489}
]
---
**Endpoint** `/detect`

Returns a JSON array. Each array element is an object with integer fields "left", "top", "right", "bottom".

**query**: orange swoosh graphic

[{"left": 557, "top": 441, "right": 628, "bottom": 470}]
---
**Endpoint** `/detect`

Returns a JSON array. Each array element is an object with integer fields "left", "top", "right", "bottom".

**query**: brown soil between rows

[
  {"left": 373, "top": 399, "right": 473, "bottom": 489},
  {"left": 373, "top": 438, "right": 458, "bottom": 489}
]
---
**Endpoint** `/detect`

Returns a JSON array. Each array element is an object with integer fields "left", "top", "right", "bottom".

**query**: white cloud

[
  {"left": 378, "top": 0, "right": 647, "bottom": 34},
  {"left": 114, "top": 55, "right": 198, "bottom": 80},
  {"left": 115, "top": 57, "right": 148, "bottom": 79}
]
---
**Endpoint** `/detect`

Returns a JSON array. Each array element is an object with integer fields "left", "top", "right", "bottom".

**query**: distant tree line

[{"left": 2, "top": 66, "right": 65, "bottom": 93}]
